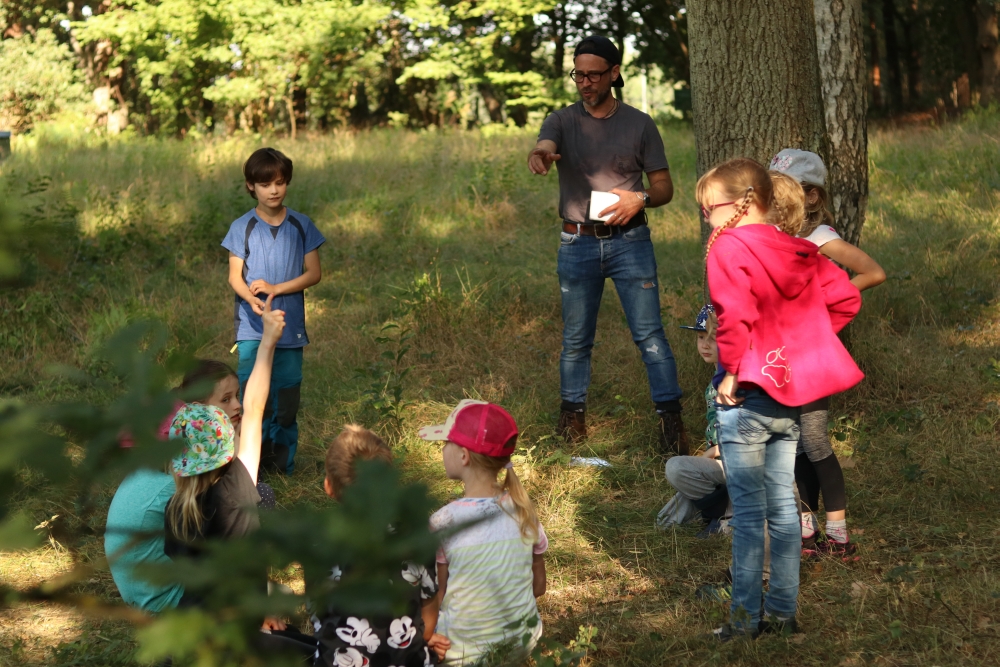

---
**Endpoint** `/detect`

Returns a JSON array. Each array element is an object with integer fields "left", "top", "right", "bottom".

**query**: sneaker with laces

[
  {"left": 801, "top": 533, "right": 821, "bottom": 560},
  {"left": 817, "top": 538, "right": 859, "bottom": 561},
  {"left": 709, "top": 623, "right": 758, "bottom": 642},
  {"left": 757, "top": 613, "right": 798, "bottom": 637}
]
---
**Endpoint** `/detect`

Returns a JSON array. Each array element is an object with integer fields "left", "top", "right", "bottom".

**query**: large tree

[
  {"left": 815, "top": 0, "right": 869, "bottom": 246},
  {"left": 686, "top": 0, "right": 826, "bottom": 240}
]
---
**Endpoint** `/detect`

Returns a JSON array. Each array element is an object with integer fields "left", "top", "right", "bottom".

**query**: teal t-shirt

[{"left": 105, "top": 469, "right": 184, "bottom": 612}]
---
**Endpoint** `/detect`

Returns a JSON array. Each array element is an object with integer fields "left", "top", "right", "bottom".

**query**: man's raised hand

[{"left": 528, "top": 148, "right": 561, "bottom": 175}]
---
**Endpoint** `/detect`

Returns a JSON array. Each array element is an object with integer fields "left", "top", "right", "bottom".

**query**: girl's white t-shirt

[
  {"left": 804, "top": 224, "right": 841, "bottom": 247},
  {"left": 430, "top": 494, "right": 548, "bottom": 666}
]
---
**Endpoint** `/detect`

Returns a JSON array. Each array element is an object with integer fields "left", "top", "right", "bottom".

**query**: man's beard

[{"left": 582, "top": 87, "right": 611, "bottom": 108}]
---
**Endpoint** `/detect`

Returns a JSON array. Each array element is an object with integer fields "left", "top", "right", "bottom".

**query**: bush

[{"left": 0, "top": 29, "right": 86, "bottom": 133}]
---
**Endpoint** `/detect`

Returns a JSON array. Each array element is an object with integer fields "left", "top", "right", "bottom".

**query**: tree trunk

[
  {"left": 687, "top": 0, "right": 826, "bottom": 241},
  {"left": 978, "top": 1, "right": 1000, "bottom": 106},
  {"left": 880, "top": 0, "right": 903, "bottom": 112},
  {"left": 478, "top": 84, "right": 505, "bottom": 123},
  {"left": 814, "top": 0, "right": 869, "bottom": 247},
  {"left": 899, "top": 2, "right": 922, "bottom": 106}
]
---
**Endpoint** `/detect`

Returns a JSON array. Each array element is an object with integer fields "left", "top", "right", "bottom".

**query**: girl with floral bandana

[{"left": 164, "top": 296, "right": 285, "bottom": 625}]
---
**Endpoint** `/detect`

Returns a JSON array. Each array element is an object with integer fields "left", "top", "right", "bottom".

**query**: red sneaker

[{"left": 817, "top": 538, "right": 859, "bottom": 562}]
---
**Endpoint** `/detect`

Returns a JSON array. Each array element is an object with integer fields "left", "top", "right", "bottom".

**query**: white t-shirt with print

[
  {"left": 804, "top": 224, "right": 841, "bottom": 248},
  {"left": 430, "top": 494, "right": 548, "bottom": 666}
]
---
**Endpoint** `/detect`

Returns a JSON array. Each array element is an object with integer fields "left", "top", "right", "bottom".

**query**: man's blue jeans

[
  {"left": 717, "top": 389, "right": 801, "bottom": 630},
  {"left": 557, "top": 224, "right": 681, "bottom": 407},
  {"left": 236, "top": 341, "right": 303, "bottom": 475}
]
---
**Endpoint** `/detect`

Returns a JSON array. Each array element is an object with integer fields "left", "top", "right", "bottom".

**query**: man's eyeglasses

[
  {"left": 700, "top": 201, "right": 737, "bottom": 218},
  {"left": 569, "top": 68, "right": 612, "bottom": 84}
]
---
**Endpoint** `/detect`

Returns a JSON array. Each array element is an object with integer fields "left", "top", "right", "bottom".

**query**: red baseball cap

[{"left": 418, "top": 400, "right": 519, "bottom": 457}]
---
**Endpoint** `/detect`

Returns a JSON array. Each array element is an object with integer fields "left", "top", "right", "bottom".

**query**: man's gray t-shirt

[{"left": 538, "top": 101, "right": 669, "bottom": 224}]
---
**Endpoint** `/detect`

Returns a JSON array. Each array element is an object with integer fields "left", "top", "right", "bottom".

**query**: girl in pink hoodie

[{"left": 698, "top": 158, "right": 863, "bottom": 640}]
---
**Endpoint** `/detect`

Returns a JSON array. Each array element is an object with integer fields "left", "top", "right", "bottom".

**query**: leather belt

[{"left": 562, "top": 217, "right": 646, "bottom": 238}]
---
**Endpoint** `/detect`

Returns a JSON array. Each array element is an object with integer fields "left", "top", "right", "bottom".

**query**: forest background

[
  {"left": 2, "top": 0, "right": 1000, "bottom": 136},
  {"left": 4, "top": 1, "right": 1000, "bottom": 667}
]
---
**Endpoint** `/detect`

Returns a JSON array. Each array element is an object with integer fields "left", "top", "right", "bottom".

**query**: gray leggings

[{"left": 798, "top": 397, "right": 832, "bottom": 461}]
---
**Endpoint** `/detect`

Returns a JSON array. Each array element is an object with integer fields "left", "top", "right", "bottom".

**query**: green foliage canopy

[{"left": 0, "top": 28, "right": 85, "bottom": 131}]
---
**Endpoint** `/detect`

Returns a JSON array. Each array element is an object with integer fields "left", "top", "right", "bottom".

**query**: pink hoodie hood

[{"left": 707, "top": 225, "right": 863, "bottom": 406}]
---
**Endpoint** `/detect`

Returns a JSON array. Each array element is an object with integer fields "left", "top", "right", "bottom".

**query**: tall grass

[{"left": 2, "top": 115, "right": 1000, "bottom": 666}]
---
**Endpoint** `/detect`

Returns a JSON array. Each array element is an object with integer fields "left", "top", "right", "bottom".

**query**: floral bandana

[{"left": 168, "top": 403, "right": 236, "bottom": 477}]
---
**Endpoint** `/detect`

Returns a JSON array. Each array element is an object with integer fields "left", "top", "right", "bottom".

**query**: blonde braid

[{"left": 702, "top": 186, "right": 754, "bottom": 303}]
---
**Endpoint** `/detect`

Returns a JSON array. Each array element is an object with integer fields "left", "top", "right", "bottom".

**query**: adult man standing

[{"left": 528, "top": 36, "right": 687, "bottom": 455}]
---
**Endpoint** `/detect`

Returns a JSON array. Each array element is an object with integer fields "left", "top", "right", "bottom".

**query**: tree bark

[
  {"left": 687, "top": 0, "right": 826, "bottom": 241},
  {"left": 978, "top": 1, "right": 1000, "bottom": 106},
  {"left": 814, "top": 0, "right": 869, "bottom": 247}
]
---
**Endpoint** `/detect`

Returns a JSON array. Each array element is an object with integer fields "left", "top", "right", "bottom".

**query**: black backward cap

[{"left": 574, "top": 36, "right": 625, "bottom": 88}]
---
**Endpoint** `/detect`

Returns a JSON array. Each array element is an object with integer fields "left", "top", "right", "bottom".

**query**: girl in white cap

[
  {"left": 770, "top": 149, "right": 886, "bottom": 559},
  {"left": 420, "top": 400, "right": 547, "bottom": 665}
]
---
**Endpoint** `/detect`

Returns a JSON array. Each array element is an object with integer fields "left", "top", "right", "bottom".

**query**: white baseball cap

[{"left": 769, "top": 149, "right": 827, "bottom": 188}]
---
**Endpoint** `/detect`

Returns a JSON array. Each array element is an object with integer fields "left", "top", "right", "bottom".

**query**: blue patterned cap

[{"left": 679, "top": 304, "right": 715, "bottom": 332}]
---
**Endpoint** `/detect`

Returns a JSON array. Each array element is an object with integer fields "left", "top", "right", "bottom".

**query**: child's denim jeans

[
  {"left": 716, "top": 388, "right": 801, "bottom": 630},
  {"left": 236, "top": 341, "right": 303, "bottom": 475}
]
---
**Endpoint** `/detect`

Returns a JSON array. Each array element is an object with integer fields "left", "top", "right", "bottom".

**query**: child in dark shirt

[{"left": 311, "top": 425, "right": 449, "bottom": 667}]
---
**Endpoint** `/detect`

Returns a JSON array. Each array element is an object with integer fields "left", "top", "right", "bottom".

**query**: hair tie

[{"left": 504, "top": 461, "right": 514, "bottom": 470}]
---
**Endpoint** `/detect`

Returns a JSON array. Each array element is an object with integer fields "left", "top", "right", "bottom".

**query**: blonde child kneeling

[{"left": 420, "top": 401, "right": 547, "bottom": 666}]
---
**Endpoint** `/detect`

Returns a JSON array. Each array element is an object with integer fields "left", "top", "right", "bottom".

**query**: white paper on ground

[
  {"left": 569, "top": 456, "right": 612, "bottom": 468},
  {"left": 589, "top": 191, "right": 620, "bottom": 221}
]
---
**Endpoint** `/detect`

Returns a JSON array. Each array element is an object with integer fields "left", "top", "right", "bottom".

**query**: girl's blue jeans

[
  {"left": 717, "top": 388, "right": 801, "bottom": 630},
  {"left": 556, "top": 225, "right": 681, "bottom": 407}
]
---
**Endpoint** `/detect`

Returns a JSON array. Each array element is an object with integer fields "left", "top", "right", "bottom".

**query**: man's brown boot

[
  {"left": 558, "top": 407, "right": 587, "bottom": 443},
  {"left": 658, "top": 411, "right": 689, "bottom": 456}
]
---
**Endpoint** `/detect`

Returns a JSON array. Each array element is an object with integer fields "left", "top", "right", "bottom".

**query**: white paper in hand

[{"left": 589, "top": 191, "right": 620, "bottom": 222}]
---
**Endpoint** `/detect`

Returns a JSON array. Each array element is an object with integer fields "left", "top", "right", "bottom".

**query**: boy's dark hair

[
  {"left": 325, "top": 425, "right": 393, "bottom": 497},
  {"left": 176, "top": 359, "right": 238, "bottom": 401},
  {"left": 243, "top": 148, "right": 293, "bottom": 199}
]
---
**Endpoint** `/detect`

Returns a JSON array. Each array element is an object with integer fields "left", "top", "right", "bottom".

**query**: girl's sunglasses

[{"left": 700, "top": 201, "right": 737, "bottom": 218}]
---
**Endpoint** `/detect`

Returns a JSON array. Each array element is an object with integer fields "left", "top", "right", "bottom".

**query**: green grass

[{"left": 3, "top": 114, "right": 1000, "bottom": 666}]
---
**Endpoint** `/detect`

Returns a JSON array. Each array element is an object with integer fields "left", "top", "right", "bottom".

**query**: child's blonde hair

[
  {"left": 768, "top": 171, "right": 806, "bottom": 237},
  {"left": 325, "top": 424, "right": 393, "bottom": 498},
  {"left": 799, "top": 184, "right": 835, "bottom": 238},
  {"left": 166, "top": 466, "right": 228, "bottom": 542},
  {"left": 696, "top": 158, "right": 777, "bottom": 262},
  {"left": 468, "top": 446, "right": 539, "bottom": 543}
]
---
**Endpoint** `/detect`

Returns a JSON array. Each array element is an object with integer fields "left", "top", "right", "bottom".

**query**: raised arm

[
  {"left": 819, "top": 239, "right": 886, "bottom": 292},
  {"left": 228, "top": 253, "right": 265, "bottom": 315},
  {"left": 527, "top": 139, "right": 561, "bottom": 175},
  {"left": 238, "top": 295, "right": 285, "bottom": 485}
]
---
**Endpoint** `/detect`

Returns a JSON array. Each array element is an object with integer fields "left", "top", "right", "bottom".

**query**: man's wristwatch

[{"left": 638, "top": 190, "right": 650, "bottom": 208}]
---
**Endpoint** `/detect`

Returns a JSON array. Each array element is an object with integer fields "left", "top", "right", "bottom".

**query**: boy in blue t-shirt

[{"left": 221, "top": 148, "right": 325, "bottom": 474}]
